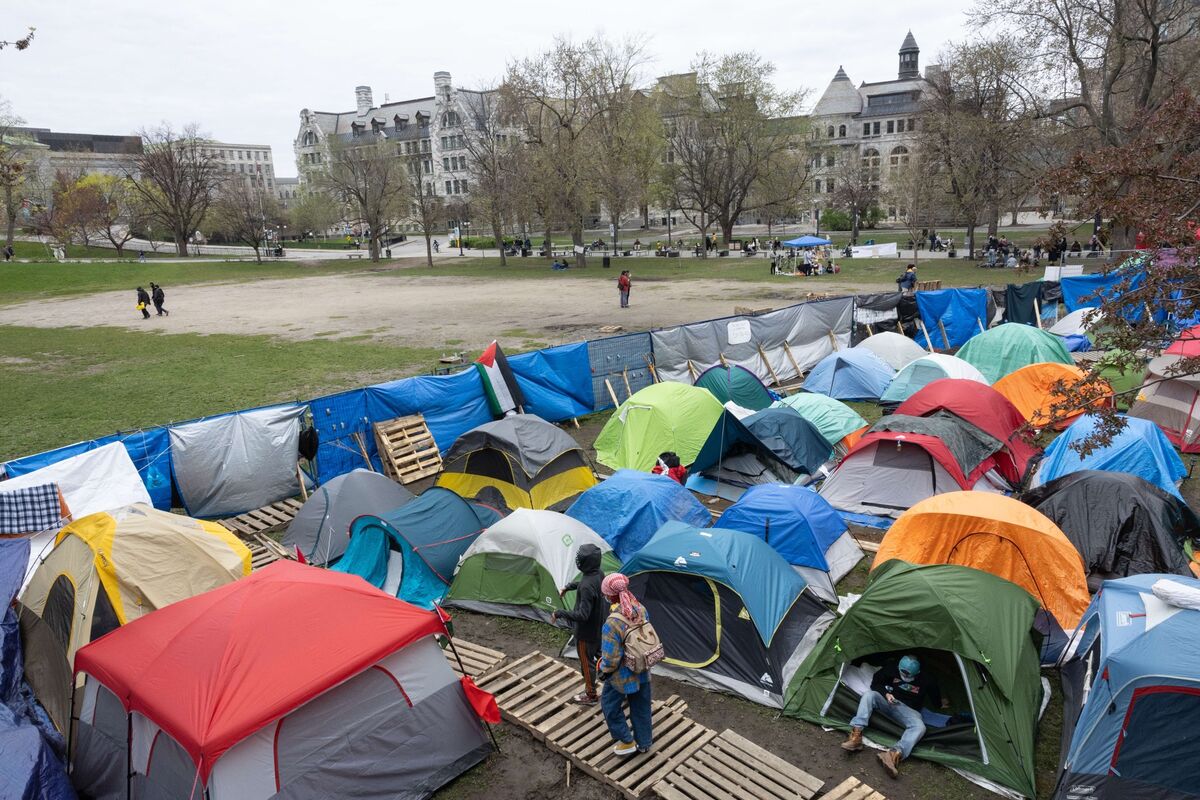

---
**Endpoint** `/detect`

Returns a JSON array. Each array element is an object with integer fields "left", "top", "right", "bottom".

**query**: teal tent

[
  {"left": 694, "top": 364, "right": 774, "bottom": 410},
  {"left": 956, "top": 324, "right": 1073, "bottom": 383}
]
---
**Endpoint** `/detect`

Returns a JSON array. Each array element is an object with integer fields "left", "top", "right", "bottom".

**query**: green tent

[
  {"left": 956, "top": 323, "right": 1073, "bottom": 383},
  {"left": 694, "top": 364, "right": 774, "bottom": 411},
  {"left": 444, "top": 509, "right": 619, "bottom": 623},
  {"left": 770, "top": 393, "right": 867, "bottom": 449},
  {"left": 594, "top": 382, "right": 723, "bottom": 471},
  {"left": 783, "top": 560, "right": 1043, "bottom": 798}
]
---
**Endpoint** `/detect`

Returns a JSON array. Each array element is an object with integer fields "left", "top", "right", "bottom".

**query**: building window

[
  {"left": 443, "top": 157, "right": 450, "bottom": 170},
  {"left": 896, "top": 119, "right": 905, "bottom": 133},
  {"left": 445, "top": 180, "right": 452, "bottom": 194},
  {"left": 441, "top": 136, "right": 448, "bottom": 148},
  {"left": 872, "top": 122, "right": 880, "bottom": 135},
  {"left": 826, "top": 125, "right": 835, "bottom": 138},
  {"left": 423, "top": 159, "right": 431, "bottom": 173},
  {"left": 404, "top": 142, "right": 412, "bottom": 154},
  {"left": 838, "top": 124, "right": 846, "bottom": 137},
  {"left": 826, "top": 179, "right": 834, "bottom": 193},
  {"left": 889, "top": 145, "right": 910, "bottom": 171},
  {"left": 815, "top": 179, "right": 821, "bottom": 193},
  {"left": 426, "top": 182, "right": 433, "bottom": 195},
  {"left": 907, "top": 118, "right": 916, "bottom": 130},
  {"left": 461, "top": 179, "right": 468, "bottom": 193},
  {"left": 862, "top": 148, "right": 881, "bottom": 174},
  {"left": 825, "top": 154, "right": 834, "bottom": 168},
  {"left": 886, "top": 120, "right": 895, "bottom": 134},
  {"left": 443, "top": 111, "right": 460, "bottom": 126},
  {"left": 863, "top": 123, "right": 870, "bottom": 136}
]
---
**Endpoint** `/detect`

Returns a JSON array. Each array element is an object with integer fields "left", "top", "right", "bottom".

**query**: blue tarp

[
  {"left": 509, "top": 342, "right": 595, "bottom": 421},
  {"left": 915, "top": 288, "right": 989, "bottom": 349},
  {"left": 566, "top": 470, "right": 712, "bottom": 561},
  {"left": 783, "top": 236, "right": 832, "bottom": 248},
  {"left": 803, "top": 349, "right": 894, "bottom": 401},
  {"left": 1034, "top": 414, "right": 1188, "bottom": 497},
  {"left": 1061, "top": 271, "right": 1145, "bottom": 315},
  {"left": 622, "top": 521, "right": 809, "bottom": 644},
  {"left": 714, "top": 485, "right": 847, "bottom": 570}
]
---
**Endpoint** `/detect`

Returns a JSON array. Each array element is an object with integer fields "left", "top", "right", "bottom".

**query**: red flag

[
  {"left": 460, "top": 676, "right": 501, "bottom": 724},
  {"left": 294, "top": 547, "right": 307, "bottom": 565}
]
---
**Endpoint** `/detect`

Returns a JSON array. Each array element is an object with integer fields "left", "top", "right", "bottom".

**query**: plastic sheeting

[
  {"left": 169, "top": 405, "right": 306, "bottom": 517},
  {"left": 651, "top": 298, "right": 854, "bottom": 385},
  {"left": 914, "top": 288, "right": 989, "bottom": 349},
  {"left": 508, "top": 342, "right": 594, "bottom": 421},
  {"left": 0, "top": 443, "right": 149, "bottom": 522}
]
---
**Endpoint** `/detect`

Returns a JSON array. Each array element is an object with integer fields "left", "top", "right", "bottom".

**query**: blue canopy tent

[
  {"left": 621, "top": 522, "right": 835, "bottom": 706},
  {"left": 689, "top": 408, "right": 833, "bottom": 500},
  {"left": 783, "top": 236, "right": 833, "bottom": 248},
  {"left": 1032, "top": 414, "right": 1187, "bottom": 498},
  {"left": 803, "top": 349, "right": 895, "bottom": 401},
  {"left": 714, "top": 484, "right": 863, "bottom": 602},
  {"left": 333, "top": 487, "right": 504, "bottom": 608},
  {"left": 1056, "top": 574, "right": 1200, "bottom": 800},
  {"left": 565, "top": 470, "right": 711, "bottom": 562}
]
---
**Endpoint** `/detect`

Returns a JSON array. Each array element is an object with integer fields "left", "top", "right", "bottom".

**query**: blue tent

[
  {"left": 714, "top": 484, "right": 861, "bottom": 602},
  {"left": 1057, "top": 574, "right": 1200, "bottom": 799},
  {"left": 565, "top": 470, "right": 711, "bottom": 561},
  {"left": 333, "top": 487, "right": 504, "bottom": 608},
  {"left": 691, "top": 408, "right": 832, "bottom": 476},
  {"left": 803, "top": 349, "right": 895, "bottom": 401},
  {"left": 1033, "top": 414, "right": 1187, "bottom": 498},
  {"left": 783, "top": 235, "right": 832, "bottom": 248}
]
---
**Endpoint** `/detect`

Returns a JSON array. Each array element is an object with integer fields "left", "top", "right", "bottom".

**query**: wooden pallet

[
  {"left": 441, "top": 637, "right": 506, "bottom": 679},
  {"left": 373, "top": 414, "right": 442, "bottom": 484},
  {"left": 244, "top": 532, "right": 294, "bottom": 570},
  {"left": 218, "top": 498, "right": 304, "bottom": 537},
  {"left": 653, "top": 729, "right": 824, "bottom": 800},
  {"left": 819, "top": 776, "right": 887, "bottom": 800}
]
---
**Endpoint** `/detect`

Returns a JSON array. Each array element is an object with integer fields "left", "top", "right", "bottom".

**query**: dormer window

[
  {"left": 394, "top": 114, "right": 408, "bottom": 131},
  {"left": 351, "top": 121, "right": 365, "bottom": 137}
]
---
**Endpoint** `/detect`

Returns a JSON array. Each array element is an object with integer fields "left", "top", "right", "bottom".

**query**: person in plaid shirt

[{"left": 596, "top": 573, "right": 653, "bottom": 757}]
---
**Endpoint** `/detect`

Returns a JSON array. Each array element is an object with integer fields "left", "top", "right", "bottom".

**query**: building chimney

[
  {"left": 355, "top": 85, "right": 373, "bottom": 117},
  {"left": 434, "top": 71, "right": 453, "bottom": 99}
]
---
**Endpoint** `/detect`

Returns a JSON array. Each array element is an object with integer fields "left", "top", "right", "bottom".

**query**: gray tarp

[
  {"left": 651, "top": 298, "right": 855, "bottom": 385},
  {"left": 868, "top": 411, "right": 1002, "bottom": 477},
  {"left": 169, "top": 405, "right": 306, "bottom": 517},
  {"left": 444, "top": 414, "right": 582, "bottom": 476}
]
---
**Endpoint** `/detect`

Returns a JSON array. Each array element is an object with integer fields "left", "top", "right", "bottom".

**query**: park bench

[{"left": 347, "top": 252, "right": 365, "bottom": 259}]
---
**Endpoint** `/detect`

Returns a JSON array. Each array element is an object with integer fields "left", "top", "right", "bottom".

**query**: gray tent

[{"left": 283, "top": 469, "right": 414, "bottom": 565}]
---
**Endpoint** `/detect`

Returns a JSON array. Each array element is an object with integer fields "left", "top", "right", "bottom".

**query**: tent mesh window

[
  {"left": 43, "top": 574, "right": 75, "bottom": 651},
  {"left": 1112, "top": 688, "right": 1200, "bottom": 792},
  {"left": 463, "top": 450, "right": 518, "bottom": 487},
  {"left": 90, "top": 585, "right": 121, "bottom": 641}
]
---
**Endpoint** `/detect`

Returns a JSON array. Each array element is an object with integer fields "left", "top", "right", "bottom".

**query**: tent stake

[
  {"left": 756, "top": 344, "right": 781, "bottom": 387},
  {"left": 605, "top": 379, "right": 620, "bottom": 408},
  {"left": 718, "top": 352, "right": 729, "bottom": 367},
  {"left": 782, "top": 341, "right": 803, "bottom": 380}
]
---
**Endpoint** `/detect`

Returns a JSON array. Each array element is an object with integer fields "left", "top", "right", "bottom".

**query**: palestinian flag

[{"left": 475, "top": 341, "right": 524, "bottom": 417}]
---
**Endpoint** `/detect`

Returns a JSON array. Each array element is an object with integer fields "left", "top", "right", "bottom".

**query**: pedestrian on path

[
  {"left": 150, "top": 282, "right": 168, "bottom": 316},
  {"left": 617, "top": 270, "right": 631, "bottom": 308},
  {"left": 551, "top": 543, "right": 607, "bottom": 706},
  {"left": 135, "top": 287, "right": 152, "bottom": 320},
  {"left": 433, "top": 239, "right": 440, "bottom": 253},
  {"left": 597, "top": 573, "right": 657, "bottom": 757},
  {"left": 3, "top": 244, "right": 13, "bottom": 261},
  {"left": 138, "top": 251, "right": 146, "bottom": 263}
]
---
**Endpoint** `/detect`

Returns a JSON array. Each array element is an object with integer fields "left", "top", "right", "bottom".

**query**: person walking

[
  {"left": 551, "top": 544, "right": 607, "bottom": 706},
  {"left": 135, "top": 287, "right": 152, "bottom": 320},
  {"left": 896, "top": 264, "right": 917, "bottom": 293},
  {"left": 617, "top": 270, "right": 631, "bottom": 308},
  {"left": 597, "top": 574, "right": 654, "bottom": 756},
  {"left": 138, "top": 250, "right": 146, "bottom": 263},
  {"left": 433, "top": 239, "right": 440, "bottom": 253},
  {"left": 150, "top": 282, "right": 168, "bottom": 316},
  {"left": 3, "top": 244, "right": 13, "bottom": 261},
  {"left": 841, "top": 654, "right": 947, "bottom": 778}
]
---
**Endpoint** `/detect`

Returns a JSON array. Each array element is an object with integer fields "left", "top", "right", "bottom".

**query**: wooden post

[
  {"left": 353, "top": 431, "right": 376, "bottom": 472},
  {"left": 866, "top": 322, "right": 875, "bottom": 336},
  {"left": 622, "top": 367, "right": 633, "bottom": 399},
  {"left": 643, "top": 354, "right": 659, "bottom": 383},
  {"left": 1033, "top": 298, "right": 1043, "bottom": 329},
  {"left": 718, "top": 352, "right": 729, "bottom": 367},
  {"left": 756, "top": 344, "right": 781, "bottom": 387},
  {"left": 570, "top": 417, "right": 580, "bottom": 429},
  {"left": 937, "top": 319, "right": 951, "bottom": 349},
  {"left": 917, "top": 318, "right": 936, "bottom": 352},
  {"left": 604, "top": 379, "right": 620, "bottom": 408},
  {"left": 895, "top": 320, "right": 904, "bottom": 334},
  {"left": 782, "top": 341, "right": 803, "bottom": 380},
  {"left": 977, "top": 317, "right": 987, "bottom": 335},
  {"left": 686, "top": 360, "right": 699, "bottom": 382},
  {"left": 296, "top": 464, "right": 309, "bottom": 501},
  {"left": 826, "top": 330, "right": 839, "bottom": 351}
]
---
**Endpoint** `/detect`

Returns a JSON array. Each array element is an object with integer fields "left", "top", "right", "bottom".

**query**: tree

[
  {"left": 286, "top": 191, "right": 342, "bottom": 239},
  {"left": 77, "top": 173, "right": 142, "bottom": 255},
  {"left": 208, "top": 177, "right": 283, "bottom": 262},
  {"left": 128, "top": 124, "right": 222, "bottom": 256},
  {"left": 888, "top": 155, "right": 942, "bottom": 264},
  {"left": 402, "top": 161, "right": 444, "bottom": 267},
  {"left": 830, "top": 150, "right": 880, "bottom": 244},
  {"left": 750, "top": 144, "right": 809, "bottom": 236},
  {"left": 0, "top": 27, "right": 34, "bottom": 51},
  {"left": 662, "top": 112, "right": 722, "bottom": 256},
  {"left": 316, "top": 136, "right": 408, "bottom": 262},
  {"left": 0, "top": 98, "right": 33, "bottom": 248},
  {"left": 462, "top": 87, "right": 519, "bottom": 266}
]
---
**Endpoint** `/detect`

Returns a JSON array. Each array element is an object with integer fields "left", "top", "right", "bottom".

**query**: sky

[{"left": 1, "top": 0, "right": 972, "bottom": 177}]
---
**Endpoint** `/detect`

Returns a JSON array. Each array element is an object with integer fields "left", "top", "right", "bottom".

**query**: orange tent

[
  {"left": 872, "top": 492, "right": 1090, "bottom": 629},
  {"left": 993, "top": 362, "right": 1111, "bottom": 429}
]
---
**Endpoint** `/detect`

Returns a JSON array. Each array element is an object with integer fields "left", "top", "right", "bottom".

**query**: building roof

[
  {"left": 811, "top": 67, "right": 863, "bottom": 117},
  {"left": 900, "top": 30, "right": 919, "bottom": 51},
  {"left": 308, "top": 96, "right": 436, "bottom": 137}
]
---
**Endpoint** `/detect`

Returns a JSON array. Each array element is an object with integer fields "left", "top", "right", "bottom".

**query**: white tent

[
  {"left": 854, "top": 331, "right": 928, "bottom": 371},
  {"left": 1049, "top": 308, "right": 1104, "bottom": 337},
  {"left": 880, "top": 354, "right": 988, "bottom": 404}
]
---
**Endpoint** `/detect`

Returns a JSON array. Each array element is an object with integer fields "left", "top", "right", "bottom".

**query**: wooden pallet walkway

[
  {"left": 819, "top": 776, "right": 887, "bottom": 800},
  {"left": 373, "top": 414, "right": 441, "bottom": 484},
  {"left": 652, "top": 729, "right": 824, "bottom": 800},
  {"left": 442, "top": 637, "right": 506, "bottom": 679},
  {"left": 218, "top": 498, "right": 304, "bottom": 537}
]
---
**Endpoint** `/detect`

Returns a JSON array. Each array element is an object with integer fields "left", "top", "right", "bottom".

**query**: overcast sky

[{"left": 1, "top": 1, "right": 972, "bottom": 177}]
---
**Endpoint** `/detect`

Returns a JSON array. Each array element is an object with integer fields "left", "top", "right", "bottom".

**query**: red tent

[
  {"left": 74, "top": 560, "right": 446, "bottom": 782},
  {"left": 1165, "top": 326, "right": 1200, "bottom": 358},
  {"left": 852, "top": 430, "right": 997, "bottom": 489},
  {"left": 895, "top": 378, "right": 1040, "bottom": 483}
]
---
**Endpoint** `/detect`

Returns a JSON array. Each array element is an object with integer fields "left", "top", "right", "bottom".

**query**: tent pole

[
  {"left": 67, "top": 679, "right": 78, "bottom": 773},
  {"left": 126, "top": 711, "right": 133, "bottom": 800},
  {"left": 352, "top": 432, "right": 376, "bottom": 472},
  {"left": 826, "top": 330, "right": 839, "bottom": 351},
  {"left": 443, "top": 634, "right": 502, "bottom": 753},
  {"left": 756, "top": 344, "right": 781, "bottom": 387},
  {"left": 866, "top": 322, "right": 874, "bottom": 336}
]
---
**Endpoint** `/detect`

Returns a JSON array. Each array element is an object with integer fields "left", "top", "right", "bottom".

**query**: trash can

[{"left": 602, "top": 256, "right": 611, "bottom": 268}]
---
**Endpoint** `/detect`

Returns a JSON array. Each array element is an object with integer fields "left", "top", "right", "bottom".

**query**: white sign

[
  {"left": 574, "top": 244, "right": 585, "bottom": 254},
  {"left": 850, "top": 242, "right": 899, "bottom": 258},
  {"left": 727, "top": 319, "right": 753, "bottom": 345}
]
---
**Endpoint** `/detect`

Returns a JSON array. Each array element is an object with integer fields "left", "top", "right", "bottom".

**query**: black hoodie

[{"left": 557, "top": 543, "right": 606, "bottom": 645}]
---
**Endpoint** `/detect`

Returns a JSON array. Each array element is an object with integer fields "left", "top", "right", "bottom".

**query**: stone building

[
  {"left": 275, "top": 176, "right": 301, "bottom": 209},
  {"left": 199, "top": 140, "right": 276, "bottom": 192}
]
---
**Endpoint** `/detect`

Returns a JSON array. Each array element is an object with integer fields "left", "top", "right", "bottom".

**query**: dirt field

[{"left": 0, "top": 272, "right": 879, "bottom": 353}]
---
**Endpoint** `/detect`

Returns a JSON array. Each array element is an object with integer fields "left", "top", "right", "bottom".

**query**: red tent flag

[
  {"left": 460, "top": 676, "right": 501, "bottom": 724},
  {"left": 475, "top": 341, "right": 524, "bottom": 417}
]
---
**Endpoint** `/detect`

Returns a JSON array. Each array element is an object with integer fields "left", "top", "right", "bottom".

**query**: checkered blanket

[{"left": 0, "top": 482, "right": 65, "bottom": 534}]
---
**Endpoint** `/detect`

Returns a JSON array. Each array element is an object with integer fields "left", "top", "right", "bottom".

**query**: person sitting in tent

[
  {"left": 896, "top": 265, "right": 917, "bottom": 293},
  {"left": 841, "top": 654, "right": 948, "bottom": 779},
  {"left": 651, "top": 452, "right": 687, "bottom": 485},
  {"left": 551, "top": 543, "right": 607, "bottom": 706},
  {"left": 597, "top": 574, "right": 655, "bottom": 756}
]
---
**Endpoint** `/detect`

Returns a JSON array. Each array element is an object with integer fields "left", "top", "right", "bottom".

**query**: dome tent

[
  {"left": 714, "top": 484, "right": 862, "bottom": 602},
  {"left": 993, "top": 362, "right": 1112, "bottom": 429},
  {"left": 802, "top": 348, "right": 895, "bottom": 401},
  {"left": 689, "top": 407, "right": 833, "bottom": 497},
  {"left": 956, "top": 323, "right": 1074, "bottom": 383},
  {"left": 1031, "top": 413, "right": 1187, "bottom": 498},
  {"left": 784, "top": 560, "right": 1044, "bottom": 799},
  {"left": 1129, "top": 354, "right": 1200, "bottom": 452},
  {"left": 444, "top": 509, "right": 619, "bottom": 623},
  {"left": 879, "top": 354, "right": 987, "bottom": 405},
  {"left": 436, "top": 414, "right": 596, "bottom": 510},
  {"left": 622, "top": 522, "right": 835, "bottom": 707},
  {"left": 284, "top": 469, "right": 415, "bottom": 565},
  {"left": 771, "top": 392, "right": 868, "bottom": 454},
  {"left": 594, "top": 382, "right": 723, "bottom": 471},
  {"left": 854, "top": 331, "right": 927, "bottom": 371},
  {"left": 693, "top": 364, "right": 774, "bottom": 411}
]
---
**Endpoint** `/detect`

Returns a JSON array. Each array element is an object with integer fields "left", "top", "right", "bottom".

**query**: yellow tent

[{"left": 21, "top": 504, "right": 251, "bottom": 666}]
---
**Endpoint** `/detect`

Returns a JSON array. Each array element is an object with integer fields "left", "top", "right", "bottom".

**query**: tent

[
  {"left": 1164, "top": 324, "right": 1200, "bottom": 357},
  {"left": 1031, "top": 414, "right": 1187, "bottom": 498},
  {"left": 894, "top": 378, "right": 1040, "bottom": 484},
  {"left": 714, "top": 484, "right": 862, "bottom": 602},
  {"left": 784, "top": 560, "right": 1043, "bottom": 799},
  {"left": 1023, "top": 470, "right": 1197, "bottom": 589},
  {"left": 689, "top": 407, "right": 832, "bottom": 495},
  {"left": 20, "top": 504, "right": 251, "bottom": 672},
  {"left": 956, "top": 323, "right": 1074, "bottom": 383},
  {"left": 802, "top": 348, "right": 895, "bottom": 401},
  {"left": 693, "top": 364, "right": 774, "bottom": 410},
  {"left": 783, "top": 235, "right": 832, "bottom": 248},
  {"left": 854, "top": 331, "right": 928, "bottom": 371},
  {"left": 1048, "top": 308, "right": 1104, "bottom": 338},
  {"left": 992, "top": 362, "right": 1112, "bottom": 429},
  {"left": 332, "top": 487, "right": 504, "bottom": 608},
  {"left": 594, "top": 382, "right": 723, "bottom": 471},
  {"left": 1056, "top": 575, "right": 1200, "bottom": 800},
  {"left": 1129, "top": 354, "right": 1200, "bottom": 452},
  {"left": 874, "top": 492, "right": 1091, "bottom": 644},
  {"left": 436, "top": 414, "right": 596, "bottom": 510},
  {"left": 818, "top": 414, "right": 1011, "bottom": 518},
  {"left": 565, "top": 470, "right": 712, "bottom": 562},
  {"left": 771, "top": 393, "right": 868, "bottom": 454},
  {"left": 879, "top": 354, "right": 987, "bottom": 405},
  {"left": 622, "top": 522, "right": 835, "bottom": 707},
  {"left": 283, "top": 469, "right": 415, "bottom": 566},
  {"left": 445, "top": 509, "right": 619, "bottom": 622},
  {"left": 71, "top": 561, "right": 492, "bottom": 800}
]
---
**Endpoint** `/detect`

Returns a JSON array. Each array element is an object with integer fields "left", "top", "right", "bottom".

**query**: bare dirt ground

[{"left": 0, "top": 272, "right": 877, "bottom": 352}]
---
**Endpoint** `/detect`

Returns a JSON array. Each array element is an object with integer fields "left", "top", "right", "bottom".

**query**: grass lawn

[
  {"left": 0, "top": 325, "right": 443, "bottom": 461},
  {"left": 8, "top": 241, "right": 180, "bottom": 262}
]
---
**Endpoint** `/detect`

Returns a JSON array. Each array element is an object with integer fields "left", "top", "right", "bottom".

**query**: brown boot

[
  {"left": 877, "top": 748, "right": 901, "bottom": 778},
  {"left": 840, "top": 727, "right": 864, "bottom": 752}
]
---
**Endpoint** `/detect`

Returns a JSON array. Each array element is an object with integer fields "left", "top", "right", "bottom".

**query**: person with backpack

[
  {"left": 596, "top": 573, "right": 662, "bottom": 756},
  {"left": 551, "top": 543, "right": 607, "bottom": 706},
  {"left": 150, "top": 282, "right": 168, "bottom": 316}
]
